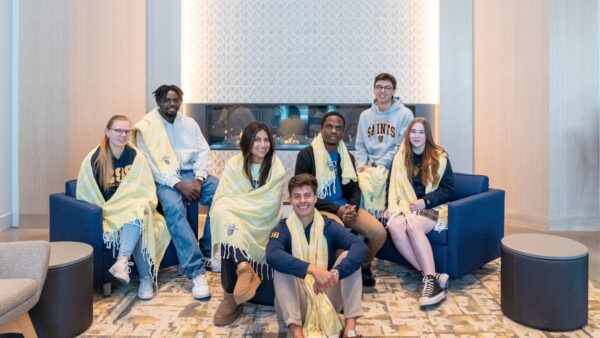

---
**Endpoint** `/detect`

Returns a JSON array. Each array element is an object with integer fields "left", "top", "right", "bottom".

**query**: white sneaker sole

[
  {"left": 419, "top": 291, "right": 446, "bottom": 307},
  {"left": 193, "top": 292, "right": 211, "bottom": 301},
  {"left": 109, "top": 268, "right": 130, "bottom": 284},
  {"left": 138, "top": 291, "right": 154, "bottom": 300}
]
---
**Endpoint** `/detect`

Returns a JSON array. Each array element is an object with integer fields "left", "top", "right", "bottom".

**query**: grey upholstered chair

[{"left": 0, "top": 241, "right": 51, "bottom": 337}]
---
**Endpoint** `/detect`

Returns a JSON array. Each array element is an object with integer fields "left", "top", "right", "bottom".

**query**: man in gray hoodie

[
  {"left": 354, "top": 73, "right": 413, "bottom": 287},
  {"left": 355, "top": 73, "right": 414, "bottom": 172}
]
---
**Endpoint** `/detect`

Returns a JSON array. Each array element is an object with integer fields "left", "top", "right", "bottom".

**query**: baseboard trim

[
  {"left": 506, "top": 209, "right": 600, "bottom": 232},
  {"left": 0, "top": 212, "right": 12, "bottom": 231}
]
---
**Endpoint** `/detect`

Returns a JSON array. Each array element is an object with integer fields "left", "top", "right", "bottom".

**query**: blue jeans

[
  {"left": 118, "top": 222, "right": 151, "bottom": 278},
  {"left": 156, "top": 170, "right": 218, "bottom": 279},
  {"left": 199, "top": 175, "right": 218, "bottom": 257}
]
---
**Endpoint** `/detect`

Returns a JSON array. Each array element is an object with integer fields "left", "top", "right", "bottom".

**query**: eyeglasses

[
  {"left": 110, "top": 129, "right": 132, "bottom": 136},
  {"left": 374, "top": 85, "right": 394, "bottom": 92}
]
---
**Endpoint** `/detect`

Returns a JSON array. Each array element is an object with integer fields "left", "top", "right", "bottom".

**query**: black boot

[{"left": 361, "top": 263, "right": 376, "bottom": 287}]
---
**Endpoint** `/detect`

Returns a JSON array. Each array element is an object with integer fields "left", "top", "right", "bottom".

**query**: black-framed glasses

[
  {"left": 374, "top": 85, "right": 394, "bottom": 92},
  {"left": 110, "top": 129, "right": 132, "bottom": 136}
]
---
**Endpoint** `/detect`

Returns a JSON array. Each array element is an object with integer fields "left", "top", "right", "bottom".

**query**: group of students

[{"left": 76, "top": 72, "right": 455, "bottom": 338}]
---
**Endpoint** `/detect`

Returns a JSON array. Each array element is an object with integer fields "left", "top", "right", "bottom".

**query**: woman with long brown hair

[
  {"left": 76, "top": 115, "right": 170, "bottom": 300},
  {"left": 385, "top": 117, "right": 455, "bottom": 308},
  {"left": 210, "top": 122, "right": 285, "bottom": 326}
]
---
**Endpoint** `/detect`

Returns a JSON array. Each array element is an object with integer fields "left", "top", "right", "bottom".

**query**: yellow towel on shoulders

[
  {"left": 76, "top": 145, "right": 171, "bottom": 279},
  {"left": 210, "top": 153, "right": 285, "bottom": 269},
  {"left": 358, "top": 166, "right": 388, "bottom": 220},
  {"left": 286, "top": 211, "right": 343, "bottom": 338},
  {"left": 387, "top": 144, "right": 448, "bottom": 230},
  {"left": 134, "top": 108, "right": 179, "bottom": 177},
  {"left": 311, "top": 133, "right": 357, "bottom": 199}
]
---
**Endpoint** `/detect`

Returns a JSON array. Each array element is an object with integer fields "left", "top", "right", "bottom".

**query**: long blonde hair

[
  {"left": 402, "top": 117, "right": 446, "bottom": 187},
  {"left": 94, "top": 115, "right": 131, "bottom": 192}
]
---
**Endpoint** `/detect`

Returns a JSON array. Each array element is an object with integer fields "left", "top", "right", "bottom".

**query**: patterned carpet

[{"left": 82, "top": 259, "right": 600, "bottom": 337}]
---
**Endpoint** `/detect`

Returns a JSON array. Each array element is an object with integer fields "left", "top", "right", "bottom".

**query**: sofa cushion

[
  {"left": 0, "top": 278, "right": 38, "bottom": 317},
  {"left": 427, "top": 229, "right": 447, "bottom": 245},
  {"left": 451, "top": 173, "right": 489, "bottom": 200},
  {"left": 66, "top": 180, "right": 78, "bottom": 197}
]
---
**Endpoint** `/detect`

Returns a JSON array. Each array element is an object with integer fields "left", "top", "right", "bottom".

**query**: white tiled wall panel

[{"left": 182, "top": 0, "right": 439, "bottom": 104}]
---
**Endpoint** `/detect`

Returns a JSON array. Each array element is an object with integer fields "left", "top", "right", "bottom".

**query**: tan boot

[
  {"left": 213, "top": 292, "right": 242, "bottom": 326},
  {"left": 233, "top": 261, "right": 261, "bottom": 304}
]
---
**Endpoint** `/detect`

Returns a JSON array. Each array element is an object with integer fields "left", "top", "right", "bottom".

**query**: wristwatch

[{"left": 331, "top": 268, "right": 339, "bottom": 279}]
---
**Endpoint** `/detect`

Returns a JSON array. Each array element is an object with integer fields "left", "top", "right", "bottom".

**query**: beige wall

[
  {"left": 19, "top": 0, "right": 70, "bottom": 217},
  {"left": 548, "top": 0, "right": 599, "bottom": 229},
  {"left": 19, "top": 0, "right": 146, "bottom": 215},
  {"left": 474, "top": 0, "right": 550, "bottom": 225},
  {"left": 473, "top": 0, "right": 599, "bottom": 230}
]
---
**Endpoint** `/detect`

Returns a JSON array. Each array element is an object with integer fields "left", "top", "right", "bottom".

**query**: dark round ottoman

[
  {"left": 501, "top": 233, "right": 588, "bottom": 331},
  {"left": 30, "top": 241, "right": 94, "bottom": 337}
]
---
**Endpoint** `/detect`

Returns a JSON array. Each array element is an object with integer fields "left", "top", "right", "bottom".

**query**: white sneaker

[
  {"left": 109, "top": 258, "right": 133, "bottom": 284},
  {"left": 191, "top": 273, "right": 211, "bottom": 301},
  {"left": 138, "top": 277, "right": 154, "bottom": 300},
  {"left": 204, "top": 256, "right": 221, "bottom": 273}
]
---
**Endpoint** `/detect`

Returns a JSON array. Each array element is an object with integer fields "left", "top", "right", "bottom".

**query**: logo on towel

[
  {"left": 161, "top": 155, "right": 171, "bottom": 165},
  {"left": 226, "top": 223, "right": 238, "bottom": 236},
  {"left": 327, "top": 159, "right": 336, "bottom": 171},
  {"left": 369, "top": 192, "right": 375, "bottom": 203}
]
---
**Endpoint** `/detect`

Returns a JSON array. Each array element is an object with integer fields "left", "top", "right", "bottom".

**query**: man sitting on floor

[{"left": 266, "top": 174, "right": 368, "bottom": 338}]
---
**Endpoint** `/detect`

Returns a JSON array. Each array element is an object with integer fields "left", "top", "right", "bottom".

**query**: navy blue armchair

[
  {"left": 376, "top": 173, "right": 505, "bottom": 279},
  {"left": 49, "top": 180, "right": 198, "bottom": 296}
]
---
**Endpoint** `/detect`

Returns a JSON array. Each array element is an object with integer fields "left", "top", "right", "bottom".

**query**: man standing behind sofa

[
  {"left": 135, "top": 84, "right": 218, "bottom": 301},
  {"left": 266, "top": 174, "right": 367, "bottom": 338},
  {"left": 354, "top": 73, "right": 413, "bottom": 222},
  {"left": 295, "top": 111, "right": 386, "bottom": 288}
]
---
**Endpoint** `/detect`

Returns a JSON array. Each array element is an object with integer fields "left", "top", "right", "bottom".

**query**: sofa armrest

[
  {"left": 446, "top": 188, "right": 505, "bottom": 278},
  {"left": 49, "top": 193, "right": 103, "bottom": 247}
]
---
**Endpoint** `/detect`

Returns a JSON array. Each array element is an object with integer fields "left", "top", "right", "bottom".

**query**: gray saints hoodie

[{"left": 354, "top": 97, "right": 414, "bottom": 170}]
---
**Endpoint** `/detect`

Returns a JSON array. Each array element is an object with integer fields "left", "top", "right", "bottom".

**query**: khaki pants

[
  {"left": 274, "top": 251, "right": 363, "bottom": 327},
  {"left": 321, "top": 209, "right": 386, "bottom": 263}
]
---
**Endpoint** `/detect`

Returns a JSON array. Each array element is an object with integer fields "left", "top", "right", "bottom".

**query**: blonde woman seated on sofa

[{"left": 76, "top": 115, "right": 171, "bottom": 300}]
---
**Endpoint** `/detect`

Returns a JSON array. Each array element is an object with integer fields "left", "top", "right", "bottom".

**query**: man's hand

[
  {"left": 409, "top": 199, "right": 426, "bottom": 212},
  {"left": 174, "top": 181, "right": 201, "bottom": 203},
  {"left": 307, "top": 264, "right": 336, "bottom": 294},
  {"left": 341, "top": 204, "right": 358, "bottom": 224}
]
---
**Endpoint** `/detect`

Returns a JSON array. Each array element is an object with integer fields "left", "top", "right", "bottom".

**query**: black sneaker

[
  {"left": 419, "top": 275, "right": 446, "bottom": 307},
  {"left": 361, "top": 263, "right": 376, "bottom": 288},
  {"left": 419, "top": 271, "right": 449, "bottom": 290}
]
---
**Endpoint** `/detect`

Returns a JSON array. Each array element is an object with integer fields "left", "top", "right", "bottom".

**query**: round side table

[
  {"left": 30, "top": 241, "right": 94, "bottom": 338},
  {"left": 501, "top": 233, "right": 588, "bottom": 331}
]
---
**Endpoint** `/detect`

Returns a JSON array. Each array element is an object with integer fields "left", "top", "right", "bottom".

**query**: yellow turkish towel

[
  {"left": 286, "top": 211, "right": 343, "bottom": 338},
  {"left": 76, "top": 145, "right": 171, "bottom": 279},
  {"left": 387, "top": 144, "right": 448, "bottom": 230},
  {"left": 210, "top": 153, "right": 285, "bottom": 271},
  {"left": 133, "top": 108, "right": 179, "bottom": 179},
  {"left": 311, "top": 133, "right": 357, "bottom": 199},
  {"left": 358, "top": 166, "right": 388, "bottom": 220}
]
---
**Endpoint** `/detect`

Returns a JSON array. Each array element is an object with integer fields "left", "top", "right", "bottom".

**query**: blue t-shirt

[{"left": 323, "top": 151, "right": 347, "bottom": 205}]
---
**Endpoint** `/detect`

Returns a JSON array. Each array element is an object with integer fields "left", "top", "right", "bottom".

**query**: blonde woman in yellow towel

[
  {"left": 76, "top": 115, "right": 171, "bottom": 300},
  {"left": 385, "top": 117, "right": 455, "bottom": 308},
  {"left": 211, "top": 122, "right": 285, "bottom": 326}
]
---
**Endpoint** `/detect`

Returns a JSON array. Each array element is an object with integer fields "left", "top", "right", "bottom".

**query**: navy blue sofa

[
  {"left": 49, "top": 180, "right": 198, "bottom": 296},
  {"left": 376, "top": 173, "right": 505, "bottom": 279}
]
